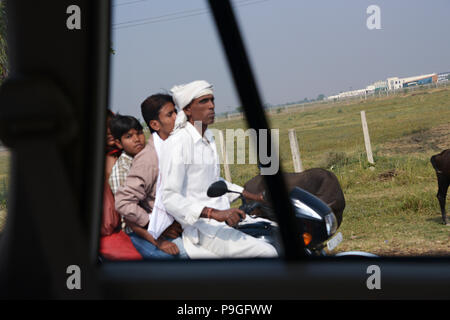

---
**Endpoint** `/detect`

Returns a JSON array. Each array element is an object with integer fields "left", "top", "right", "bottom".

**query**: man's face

[
  {"left": 184, "top": 94, "right": 215, "bottom": 126},
  {"left": 149, "top": 102, "right": 177, "bottom": 140},
  {"left": 115, "top": 128, "right": 146, "bottom": 157}
]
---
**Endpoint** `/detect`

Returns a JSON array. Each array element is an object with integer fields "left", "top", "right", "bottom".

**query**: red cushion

[{"left": 100, "top": 230, "right": 142, "bottom": 261}]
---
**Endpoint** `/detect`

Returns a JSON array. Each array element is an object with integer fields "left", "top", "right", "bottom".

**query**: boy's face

[
  {"left": 115, "top": 128, "right": 146, "bottom": 157},
  {"left": 149, "top": 102, "right": 177, "bottom": 140}
]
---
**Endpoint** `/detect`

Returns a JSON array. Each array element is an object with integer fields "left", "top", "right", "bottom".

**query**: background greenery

[{"left": 211, "top": 85, "right": 450, "bottom": 256}]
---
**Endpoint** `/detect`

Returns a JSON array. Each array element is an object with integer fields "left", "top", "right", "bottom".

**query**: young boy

[
  {"left": 108, "top": 113, "right": 179, "bottom": 258},
  {"left": 108, "top": 114, "right": 146, "bottom": 195}
]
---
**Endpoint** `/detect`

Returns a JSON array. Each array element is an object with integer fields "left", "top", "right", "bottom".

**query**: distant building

[
  {"left": 438, "top": 72, "right": 450, "bottom": 82},
  {"left": 387, "top": 73, "right": 437, "bottom": 90},
  {"left": 402, "top": 73, "right": 437, "bottom": 87},
  {"left": 327, "top": 94, "right": 340, "bottom": 101},
  {"left": 327, "top": 72, "right": 441, "bottom": 101},
  {"left": 387, "top": 77, "right": 402, "bottom": 90},
  {"left": 372, "top": 80, "right": 388, "bottom": 93},
  {"left": 327, "top": 87, "right": 372, "bottom": 100}
]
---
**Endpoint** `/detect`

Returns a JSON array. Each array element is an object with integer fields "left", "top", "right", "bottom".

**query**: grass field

[
  {"left": 0, "top": 149, "right": 9, "bottom": 232},
  {"left": 211, "top": 86, "right": 450, "bottom": 256},
  {"left": 0, "top": 86, "right": 449, "bottom": 256}
]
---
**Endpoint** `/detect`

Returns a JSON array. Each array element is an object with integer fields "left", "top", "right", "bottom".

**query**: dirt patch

[
  {"left": 378, "top": 170, "right": 398, "bottom": 181},
  {"left": 378, "top": 123, "right": 450, "bottom": 156}
]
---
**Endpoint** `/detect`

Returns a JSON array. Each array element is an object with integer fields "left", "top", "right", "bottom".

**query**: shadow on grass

[{"left": 426, "top": 216, "right": 449, "bottom": 226}]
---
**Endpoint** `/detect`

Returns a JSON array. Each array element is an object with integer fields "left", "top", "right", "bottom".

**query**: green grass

[
  {"left": 0, "top": 150, "right": 9, "bottom": 178},
  {"left": 0, "top": 151, "right": 9, "bottom": 209},
  {"left": 0, "top": 151, "right": 9, "bottom": 232},
  {"left": 212, "top": 86, "right": 450, "bottom": 256}
]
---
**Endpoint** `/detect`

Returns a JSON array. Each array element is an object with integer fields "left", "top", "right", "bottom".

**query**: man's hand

[
  {"left": 156, "top": 239, "right": 180, "bottom": 255},
  {"left": 161, "top": 221, "right": 183, "bottom": 239},
  {"left": 211, "top": 208, "right": 246, "bottom": 227}
]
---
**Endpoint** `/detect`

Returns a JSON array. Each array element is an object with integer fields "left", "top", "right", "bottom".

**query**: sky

[{"left": 110, "top": 0, "right": 450, "bottom": 120}]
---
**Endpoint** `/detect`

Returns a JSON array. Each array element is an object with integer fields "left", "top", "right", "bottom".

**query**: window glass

[
  {"left": 109, "top": 0, "right": 450, "bottom": 260},
  {"left": 233, "top": 0, "right": 450, "bottom": 257},
  {"left": 105, "top": 0, "right": 283, "bottom": 261}
]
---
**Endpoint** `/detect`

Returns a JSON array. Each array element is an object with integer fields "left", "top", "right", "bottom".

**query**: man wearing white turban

[{"left": 160, "top": 80, "right": 278, "bottom": 258}]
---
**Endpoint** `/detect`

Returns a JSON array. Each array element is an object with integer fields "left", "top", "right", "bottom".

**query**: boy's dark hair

[
  {"left": 109, "top": 114, "right": 143, "bottom": 140},
  {"left": 141, "top": 94, "right": 174, "bottom": 133}
]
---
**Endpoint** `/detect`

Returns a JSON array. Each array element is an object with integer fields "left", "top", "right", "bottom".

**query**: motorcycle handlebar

[{"left": 239, "top": 201, "right": 261, "bottom": 215}]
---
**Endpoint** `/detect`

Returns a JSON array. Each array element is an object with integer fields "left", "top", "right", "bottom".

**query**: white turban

[
  {"left": 170, "top": 80, "right": 213, "bottom": 109},
  {"left": 170, "top": 80, "right": 214, "bottom": 132}
]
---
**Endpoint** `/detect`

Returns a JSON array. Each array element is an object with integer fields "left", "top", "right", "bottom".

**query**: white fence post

[
  {"left": 288, "top": 129, "right": 304, "bottom": 173},
  {"left": 360, "top": 111, "right": 375, "bottom": 166},
  {"left": 218, "top": 130, "right": 232, "bottom": 182}
]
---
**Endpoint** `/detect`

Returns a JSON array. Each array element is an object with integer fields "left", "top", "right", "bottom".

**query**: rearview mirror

[{"left": 207, "top": 180, "right": 230, "bottom": 198}]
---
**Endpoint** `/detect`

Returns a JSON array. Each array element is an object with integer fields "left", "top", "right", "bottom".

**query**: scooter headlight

[
  {"left": 325, "top": 213, "right": 337, "bottom": 236},
  {"left": 291, "top": 199, "right": 322, "bottom": 220}
]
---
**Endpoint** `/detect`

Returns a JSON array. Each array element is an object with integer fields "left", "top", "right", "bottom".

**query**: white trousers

[{"left": 183, "top": 224, "right": 278, "bottom": 259}]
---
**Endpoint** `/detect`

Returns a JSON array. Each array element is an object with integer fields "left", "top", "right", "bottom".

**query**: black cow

[
  {"left": 430, "top": 149, "right": 450, "bottom": 225},
  {"left": 243, "top": 168, "right": 346, "bottom": 227}
]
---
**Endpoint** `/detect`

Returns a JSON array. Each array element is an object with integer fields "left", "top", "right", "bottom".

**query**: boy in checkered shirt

[
  {"left": 108, "top": 112, "right": 186, "bottom": 258},
  {"left": 108, "top": 114, "right": 146, "bottom": 195}
]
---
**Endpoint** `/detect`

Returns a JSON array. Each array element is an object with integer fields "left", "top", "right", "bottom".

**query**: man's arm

[
  {"left": 161, "top": 139, "right": 249, "bottom": 227},
  {"left": 127, "top": 220, "right": 179, "bottom": 255},
  {"left": 219, "top": 178, "right": 263, "bottom": 203},
  {"left": 199, "top": 206, "right": 246, "bottom": 227},
  {"left": 242, "top": 190, "right": 265, "bottom": 202}
]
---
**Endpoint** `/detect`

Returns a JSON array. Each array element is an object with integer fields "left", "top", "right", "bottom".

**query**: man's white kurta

[{"left": 160, "top": 122, "right": 277, "bottom": 258}]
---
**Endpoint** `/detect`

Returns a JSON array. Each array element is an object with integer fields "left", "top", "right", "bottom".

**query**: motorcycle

[{"left": 207, "top": 180, "right": 378, "bottom": 257}]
